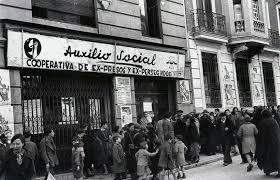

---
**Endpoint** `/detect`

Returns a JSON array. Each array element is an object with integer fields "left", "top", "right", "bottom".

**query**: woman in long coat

[
  {"left": 256, "top": 109, "right": 280, "bottom": 177},
  {"left": 237, "top": 116, "right": 258, "bottom": 172}
]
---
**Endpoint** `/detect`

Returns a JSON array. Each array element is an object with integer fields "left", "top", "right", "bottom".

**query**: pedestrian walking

[
  {"left": 39, "top": 128, "right": 59, "bottom": 175},
  {"left": 217, "top": 112, "right": 234, "bottom": 166},
  {"left": 256, "top": 109, "right": 280, "bottom": 177},
  {"left": 174, "top": 135, "right": 187, "bottom": 179},
  {"left": 72, "top": 136, "right": 85, "bottom": 180},
  {"left": 4, "top": 134, "right": 35, "bottom": 180},
  {"left": 237, "top": 116, "right": 258, "bottom": 172},
  {"left": 135, "top": 141, "right": 158, "bottom": 180},
  {"left": 112, "top": 136, "right": 126, "bottom": 180}
]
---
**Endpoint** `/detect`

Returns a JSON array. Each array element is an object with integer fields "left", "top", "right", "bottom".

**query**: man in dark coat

[
  {"left": 217, "top": 112, "right": 235, "bottom": 166},
  {"left": 256, "top": 109, "right": 280, "bottom": 177},
  {"left": 39, "top": 128, "right": 59, "bottom": 175},
  {"left": 0, "top": 134, "right": 8, "bottom": 179}
]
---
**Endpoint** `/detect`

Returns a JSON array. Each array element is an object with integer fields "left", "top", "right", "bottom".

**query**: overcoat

[
  {"left": 237, "top": 122, "right": 258, "bottom": 154},
  {"left": 39, "top": 136, "right": 59, "bottom": 167},
  {"left": 112, "top": 143, "right": 126, "bottom": 173}
]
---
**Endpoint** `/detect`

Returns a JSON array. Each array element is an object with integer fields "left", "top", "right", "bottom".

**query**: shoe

[
  {"left": 177, "top": 173, "right": 181, "bottom": 179},
  {"left": 247, "top": 164, "right": 253, "bottom": 172},
  {"left": 223, "top": 163, "right": 229, "bottom": 166},
  {"left": 182, "top": 173, "right": 186, "bottom": 179}
]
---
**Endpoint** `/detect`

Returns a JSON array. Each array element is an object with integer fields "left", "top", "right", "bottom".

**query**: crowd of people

[{"left": 0, "top": 106, "right": 280, "bottom": 180}]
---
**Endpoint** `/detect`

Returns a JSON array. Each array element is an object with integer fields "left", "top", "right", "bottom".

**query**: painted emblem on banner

[
  {"left": 225, "top": 84, "right": 234, "bottom": 105},
  {"left": 179, "top": 80, "right": 191, "bottom": 103},
  {"left": 24, "top": 38, "right": 42, "bottom": 59},
  {"left": 0, "top": 69, "right": 11, "bottom": 106},
  {"left": 0, "top": 106, "right": 14, "bottom": 140}
]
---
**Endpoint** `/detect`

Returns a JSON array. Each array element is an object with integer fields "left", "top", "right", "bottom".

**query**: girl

[
  {"left": 135, "top": 141, "right": 159, "bottom": 180},
  {"left": 112, "top": 136, "right": 126, "bottom": 180},
  {"left": 72, "top": 137, "right": 85, "bottom": 180},
  {"left": 174, "top": 135, "right": 187, "bottom": 179}
]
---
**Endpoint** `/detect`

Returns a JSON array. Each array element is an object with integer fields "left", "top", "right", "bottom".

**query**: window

[
  {"left": 233, "top": 0, "right": 243, "bottom": 20},
  {"left": 252, "top": 0, "right": 262, "bottom": 21},
  {"left": 139, "top": 0, "right": 162, "bottom": 38},
  {"left": 32, "top": 0, "right": 96, "bottom": 27},
  {"left": 235, "top": 60, "right": 252, "bottom": 107},
  {"left": 262, "top": 62, "right": 276, "bottom": 106},
  {"left": 202, "top": 52, "right": 221, "bottom": 108}
]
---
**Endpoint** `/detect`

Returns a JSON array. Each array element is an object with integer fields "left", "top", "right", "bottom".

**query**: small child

[
  {"left": 72, "top": 137, "right": 85, "bottom": 180},
  {"left": 135, "top": 141, "right": 159, "bottom": 180},
  {"left": 112, "top": 136, "right": 126, "bottom": 180},
  {"left": 174, "top": 135, "right": 188, "bottom": 179}
]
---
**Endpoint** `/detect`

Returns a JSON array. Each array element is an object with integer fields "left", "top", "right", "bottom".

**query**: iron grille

[
  {"left": 21, "top": 70, "right": 112, "bottom": 174},
  {"left": 191, "top": 9, "right": 227, "bottom": 36},
  {"left": 202, "top": 52, "right": 222, "bottom": 108},
  {"left": 262, "top": 62, "right": 276, "bottom": 106},
  {"left": 235, "top": 60, "right": 252, "bottom": 107}
]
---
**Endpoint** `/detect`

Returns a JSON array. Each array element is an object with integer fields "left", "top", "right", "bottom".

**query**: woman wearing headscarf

[{"left": 256, "top": 109, "right": 280, "bottom": 177}]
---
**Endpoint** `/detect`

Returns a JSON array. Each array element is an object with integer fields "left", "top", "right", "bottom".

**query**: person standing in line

[
  {"left": 135, "top": 141, "right": 158, "bottom": 180},
  {"left": 72, "top": 137, "right": 85, "bottom": 180},
  {"left": 174, "top": 135, "right": 187, "bottom": 179},
  {"left": 0, "top": 134, "right": 8, "bottom": 180},
  {"left": 217, "top": 112, "right": 234, "bottom": 166},
  {"left": 23, "top": 130, "right": 38, "bottom": 175},
  {"left": 156, "top": 112, "right": 174, "bottom": 143},
  {"left": 237, "top": 116, "right": 258, "bottom": 172},
  {"left": 4, "top": 134, "right": 35, "bottom": 180},
  {"left": 39, "top": 128, "right": 59, "bottom": 175},
  {"left": 112, "top": 136, "right": 126, "bottom": 180},
  {"left": 256, "top": 109, "right": 280, "bottom": 177}
]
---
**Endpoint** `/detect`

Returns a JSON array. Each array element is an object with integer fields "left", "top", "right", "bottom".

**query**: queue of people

[{"left": 0, "top": 105, "right": 280, "bottom": 180}]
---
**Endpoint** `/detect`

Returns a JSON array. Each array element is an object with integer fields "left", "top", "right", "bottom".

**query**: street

[{"left": 185, "top": 156, "right": 279, "bottom": 180}]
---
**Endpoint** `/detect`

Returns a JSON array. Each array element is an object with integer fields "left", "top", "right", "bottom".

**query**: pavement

[
  {"left": 185, "top": 156, "right": 280, "bottom": 180},
  {"left": 37, "top": 153, "right": 225, "bottom": 180}
]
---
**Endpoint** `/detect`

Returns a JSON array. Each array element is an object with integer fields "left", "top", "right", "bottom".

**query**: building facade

[
  {"left": 186, "top": 0, "right": 280, "bottom": 112},
  {"left": 0, "top": 0, "right": 192, "bottom": 173}
]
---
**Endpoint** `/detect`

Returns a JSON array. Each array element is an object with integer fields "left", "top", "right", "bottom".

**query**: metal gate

[{"left": 21, "top": 70, "right": 112, "bottom": 174}]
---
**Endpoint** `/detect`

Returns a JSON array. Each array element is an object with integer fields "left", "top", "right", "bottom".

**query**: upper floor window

[
  {"left": 139, "top": 0, "right": 162, "bottom": 38},
  {"left": 32, "top": 0, "right": 96, "bottom": 27},
  {"left": 252, "top": 0, "right": 262, "bottom": 21}
]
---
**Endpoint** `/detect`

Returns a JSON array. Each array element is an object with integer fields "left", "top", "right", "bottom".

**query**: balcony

[
  {"left": 191, "top": 9, "right": 227, "bottom": 43},
  {"left": 268, "top": 29, "right": 280, "bottom": 48}
]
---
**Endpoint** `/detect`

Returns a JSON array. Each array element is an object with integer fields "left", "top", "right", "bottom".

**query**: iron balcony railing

[
  {"left": 191, "top": 9, "right": 227, "bottom": 36},
  {"left": 269, "top": 29, "right": 280, "bottom": 48}
]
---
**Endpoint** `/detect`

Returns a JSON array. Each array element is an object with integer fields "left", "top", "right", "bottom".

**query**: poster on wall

[
  {"left": 60, "top": 97, "right": 77, "bottom": 124},
  {"left": 225, "top": 84, "right": 234, "bottom": 105},
  {"left": 117, "top": 91, "right": 132, "bottom": 105},
  {"left": 23, "top": 99, "right": 43, "bottom": 134},
  {"left": 223, "top": 64, "right": 232, "bottom": 83},
  {"left": 0, "top": 69, "right": 11, "bottom": 106},
  {"left": 116, "top": 77, "right": 131, "bottom": 90},
  {"left": 143, "top": 102, "right": 153, "bottom": 112},
  {"left": 0, "top": 105, "right": 14, "bottom": 141},
  {"left": 179, "top": 80, "right": 191, "bottom": 103},
  {"left": 254, "top": 84, "right": 264, "bottom": 105},
  {"left": 252, "top": 67, "right": 261, "bottom": 82},
  {"left": 120, "top": 105, "right": 132, "bottom": 127}
]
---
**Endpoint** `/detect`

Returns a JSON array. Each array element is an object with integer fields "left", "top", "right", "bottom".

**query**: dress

[
  {"left": 174, "top": 141, "right": 187, "bottom": 167},
  {"left": 112, "top": 143, "right": 126, "bottom": 174},
  {"left": 256, "top": 117, "right": 280, "bottom": 174},
  {"left": 237, "top": 122, "right": 258, "bottom": 154},
  {"left": 158, "top": 141, "right": 175, "bottom": 170}
]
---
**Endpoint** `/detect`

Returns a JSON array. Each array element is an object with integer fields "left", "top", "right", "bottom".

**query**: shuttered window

[{"left": 32, "top": 0, "right": 96, "bottom": 27}]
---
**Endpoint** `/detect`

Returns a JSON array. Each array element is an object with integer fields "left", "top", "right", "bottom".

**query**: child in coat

[
  {"left": 112, "top": 136, "right": 126, "bottom": 180},
  {"left": 72, "top": 137, "right": 85, "bottom": 180},
  {"left": 135, "top": 141, "right": 159, "bottom": 180},
  {"left": 174, "top": 135, "right": 188, "bottom": 179}
]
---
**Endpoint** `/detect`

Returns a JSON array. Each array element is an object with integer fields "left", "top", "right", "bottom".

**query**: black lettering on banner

[
  {"left": 27, "top": 59, "right": 31, "bottom": 66},
  {"left": 117, "top": 50, "right": 156, "bottom": 66}
]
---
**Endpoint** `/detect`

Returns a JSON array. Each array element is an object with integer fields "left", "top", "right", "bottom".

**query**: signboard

[
  {"left": 0, "top": 69, "right": 11, "bottom": 106},
  {"left": 115, "top": 77, "right": 132, "bottom": 105},
  {"left": 143, "top": 102, "right": 153, "bottom": 112},
  {"left": 7, "top": 31, "right": 185, "bottom": 78}
]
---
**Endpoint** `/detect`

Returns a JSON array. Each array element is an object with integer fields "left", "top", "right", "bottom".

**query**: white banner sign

[{"left": 7, "top": 31, "right": 185, "bottom": 78}]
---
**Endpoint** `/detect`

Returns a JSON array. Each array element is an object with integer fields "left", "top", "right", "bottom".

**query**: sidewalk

[{"left": 37, "top": 153, "right": 225, "bottom": 180}]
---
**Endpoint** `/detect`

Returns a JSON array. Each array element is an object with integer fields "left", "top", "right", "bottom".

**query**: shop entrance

[
  {"left": 21, "top": 70, "right": 112, "bottom": 173},
  {"left": 135, "top": 78, "right": 176, "bottom": 121}
]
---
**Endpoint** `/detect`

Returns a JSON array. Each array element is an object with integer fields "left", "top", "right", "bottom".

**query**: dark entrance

[
  {"left": 21, "top": 70, "right": 112, "bottom": 174},
  {"left": 135, "top": 78, "right": 176, "bottom": 121},
  {"left": 262, "top": 62, "right": 276, "bottom": 106}
]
